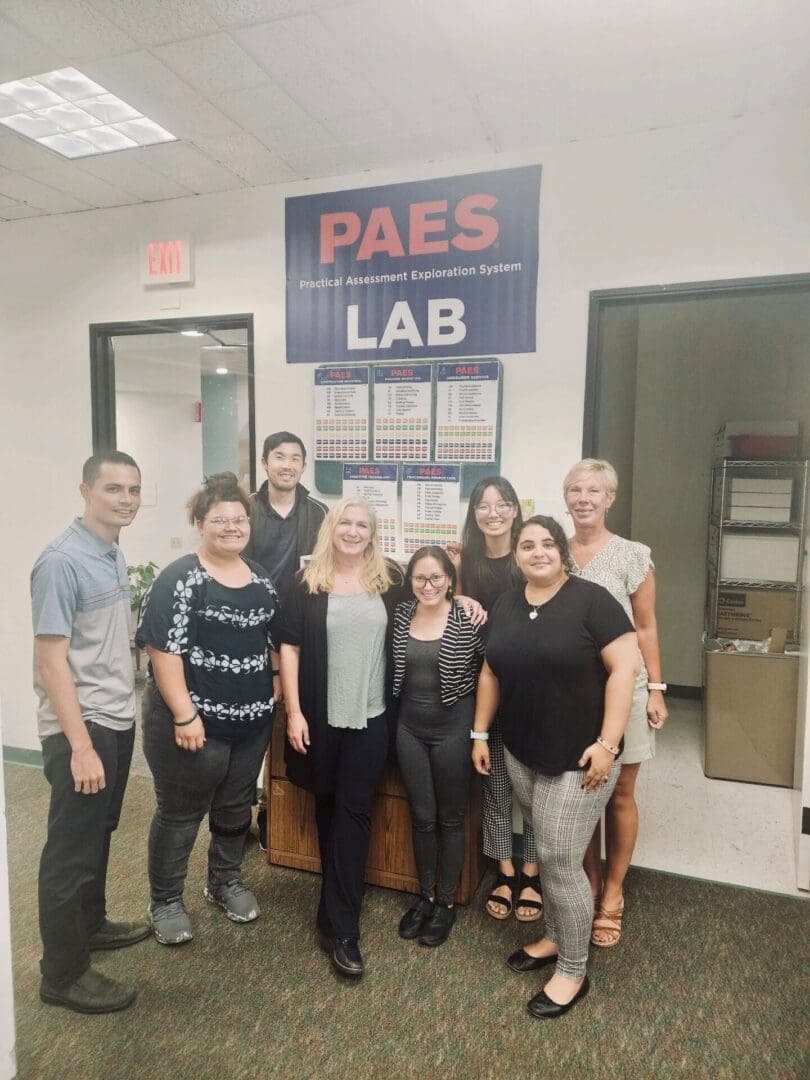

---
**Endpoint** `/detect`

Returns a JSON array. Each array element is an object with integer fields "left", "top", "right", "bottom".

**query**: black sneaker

[
  {"left": 331, "top": 937, "right": 364, "bottom": 978},
  {"left": 418, "top": 903, "right": 456, "bottom": 947},
  {"left": 398, "top": 897, "right": 435, "bottom": 940},
  {"left": 40, "top": 967, "right": 136, "bottom": 1014},
  {"left": 88, "top": 918, "right": 151, "bottom": 951}
]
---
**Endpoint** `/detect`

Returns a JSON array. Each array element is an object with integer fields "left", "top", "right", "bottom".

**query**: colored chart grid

[
  {"left": 315, "top": 418, "right": 368, "bottom": 461},
  {"left": 374, "top": 418, "right": 430, "bottom": 461},
  {"left": 402, "top": 521, "right": 458, "bottom": 552},
  {"left": 435, "top": 423, "right": 495, "bottom": 461},
  {"left": 377, "top": 519, "right": 398, "bottom": 553}
]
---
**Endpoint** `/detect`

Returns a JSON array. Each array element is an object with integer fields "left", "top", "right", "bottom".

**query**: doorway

[
  {"left": 583, "top": 274, "right": 810, "bottom": 895},
  {"left": 90, "top": 314, "right": 255, "bottom": 575}
]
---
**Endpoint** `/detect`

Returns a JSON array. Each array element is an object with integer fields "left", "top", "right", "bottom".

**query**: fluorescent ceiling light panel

[{"left": 0, "top": 67, "right": 176, "bottom": 159}]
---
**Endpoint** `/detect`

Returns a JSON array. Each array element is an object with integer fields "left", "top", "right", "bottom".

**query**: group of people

[{"left": 31, "top": 432, "right": 667, "bottom": 1022}]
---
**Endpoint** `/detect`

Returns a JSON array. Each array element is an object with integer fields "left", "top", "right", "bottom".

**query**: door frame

[
  {"left": 582, "top": 272, "right": 810, "bottom": 457},
  {"left": 89, "top": 313, "right": 256, "bottom": 490}
]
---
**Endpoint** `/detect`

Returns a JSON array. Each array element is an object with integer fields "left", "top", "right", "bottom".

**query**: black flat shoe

[
  {"left": 399, "top": 897, "right": 435, "bottom": 940},
  {"left": 527, "top": 976, "right": 590, "bottom": 1019},
  {"left": 418, "top": 903, "right": 456, "bottom": 947},
  {"left": 507, "top": 947, "right": 557, "bottom": 973},
  {"left": 331, "top": 937, "right": 364, "bottom": 978}
]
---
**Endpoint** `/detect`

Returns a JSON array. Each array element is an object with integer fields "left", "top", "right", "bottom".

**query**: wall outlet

[{"left": 170, "top": 536, "right": 183, "bottom": 549}]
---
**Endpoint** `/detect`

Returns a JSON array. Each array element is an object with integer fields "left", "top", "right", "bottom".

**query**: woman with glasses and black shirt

[
  {"left": 391, "top": 547, "right": 485, "bottom": 946},
  {"left": 136, "top": 472, "right": 280, "bottom": 947},
  {"left": 450, "top": 477, "right": 542, "bottom": 924}
]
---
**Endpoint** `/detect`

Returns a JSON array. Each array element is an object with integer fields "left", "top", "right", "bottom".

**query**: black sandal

[
  {"left": 485, "top": 871, "right": 516, "bottom": 920},
  {"left": 515, "top": 870, "right": 543, "bottom": 923}
]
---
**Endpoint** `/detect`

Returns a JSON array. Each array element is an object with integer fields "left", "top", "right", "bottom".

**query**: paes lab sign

[{"left": 285, "top": 165, "right": 541, "bottom": 363}]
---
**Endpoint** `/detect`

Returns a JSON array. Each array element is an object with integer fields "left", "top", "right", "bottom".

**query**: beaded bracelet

[
  {"left": 173, "top": 709, "right": 199, "bottom": 728},
  {"left": 596, "top": 735, "right": 620, "bottom": 756}
]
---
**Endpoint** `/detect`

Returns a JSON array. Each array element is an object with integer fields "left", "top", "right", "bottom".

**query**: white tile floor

[{"left": 634, "top": 699, "right": 806, "bottom": 898}]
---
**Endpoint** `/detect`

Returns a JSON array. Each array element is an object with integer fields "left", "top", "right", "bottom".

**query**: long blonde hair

[{"left": 302, "top": 497, "right": 393, "bottom": 595}]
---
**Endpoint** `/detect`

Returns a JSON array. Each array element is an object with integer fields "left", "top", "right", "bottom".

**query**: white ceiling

[{"left": 0, "top": 0, "right": 808, "bottom": 222}]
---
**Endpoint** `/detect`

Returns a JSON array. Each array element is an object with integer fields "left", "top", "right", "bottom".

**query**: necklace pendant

[{"left": 529, "top": 609, "right": 538, "bottom": 620}]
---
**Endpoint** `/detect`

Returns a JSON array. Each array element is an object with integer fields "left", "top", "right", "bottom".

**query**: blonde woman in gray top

[{"left": 564, "top": 459, "right": 668, "bottom": 948}]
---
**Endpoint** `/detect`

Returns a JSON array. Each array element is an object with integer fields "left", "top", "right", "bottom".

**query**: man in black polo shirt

[
  {"left": 243, "top": 431, "right": 326, "bottom": 850},
  {"left": 244, "top": 431, "right": 326, "bottom": 606}
]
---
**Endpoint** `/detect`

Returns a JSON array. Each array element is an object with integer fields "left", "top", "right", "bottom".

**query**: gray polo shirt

[{"left": 31, "top": 518, "right": 135, "bottom": 740}]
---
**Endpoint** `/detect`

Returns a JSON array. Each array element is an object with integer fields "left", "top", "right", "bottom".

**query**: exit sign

[{"left": 140, "top": 237, "right": 193, "bottom": 285}]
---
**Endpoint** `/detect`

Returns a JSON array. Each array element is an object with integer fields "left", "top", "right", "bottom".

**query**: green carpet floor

[{"left": 5, "top": 762, "right": 809, "bottom": 1079}]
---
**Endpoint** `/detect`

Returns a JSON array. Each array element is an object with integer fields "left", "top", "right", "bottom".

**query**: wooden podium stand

[{"left": 264, "top": 708, "right": 488, "bottom": 904}]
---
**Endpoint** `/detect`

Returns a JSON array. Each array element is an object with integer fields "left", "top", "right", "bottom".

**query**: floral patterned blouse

[
  {"left": 136, "top": 554, "right": 279, "bottom": 741},
  {"left": 571, "top": 535, "right": 652, "bottom": 678}
]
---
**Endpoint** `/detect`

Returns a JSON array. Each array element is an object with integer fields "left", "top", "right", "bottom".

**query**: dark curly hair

[{"left": 186, "top": 471, "right": 250, "bottom": 524}]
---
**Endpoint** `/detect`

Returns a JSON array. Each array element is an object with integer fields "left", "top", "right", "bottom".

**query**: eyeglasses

[
  {"left": 474, "top": 501, "right": 514, "bottom": 516},
  {"left": 412, "top": 573, "right": 448, "bottom": 588},
  {"left": 208, "top": 515, "right": 249, "bottom": 526}
]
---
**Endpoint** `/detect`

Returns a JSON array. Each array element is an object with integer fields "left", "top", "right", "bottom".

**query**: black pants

[
  {"left": 142, "top": 680, "right": 272, "bottom": 901},
  {"left": 396, "top": 696, "right": 472, "bottom": 905},
  {"left": 39, "top": 722, "right": 134, "bottom": 987},
  {"left": 314, "top": 713, "right": 389, "bottom": 941}
]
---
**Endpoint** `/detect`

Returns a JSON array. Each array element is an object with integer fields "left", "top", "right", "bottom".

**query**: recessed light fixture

[
  {"left": 180, "top": 329, "right": 205, "bottom": 337},
  {"left": 215, "top": 367, "right": 229, "bottom": 375},
  {"left": 0, "top": 67, "right": 176, "bottom": 159}
]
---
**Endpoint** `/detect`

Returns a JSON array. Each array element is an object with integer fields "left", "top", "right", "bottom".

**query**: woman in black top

[
  {"left": 453, "top": 476, "right": 541, "bottom": 923},
  {"left": 392, "top": 547, "right": 485, "bottom": 947},
  {"left": 472, "top": 516, "right": 638, "bottom": 1019},
  {"left": 137, "top": 473, "right": 279, "bottom": 947}
]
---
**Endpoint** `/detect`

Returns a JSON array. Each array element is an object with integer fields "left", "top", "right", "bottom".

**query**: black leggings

[{"left": 395, "top": 695, "right": 473, "bottom": 905}]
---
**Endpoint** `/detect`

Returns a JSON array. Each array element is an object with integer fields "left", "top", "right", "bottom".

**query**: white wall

[
  {"left": 1, "top": 106, "right": 810, "bottom": 750},
  {"left": 0, "top": 734, "right": 17, "bottom": 1079}
]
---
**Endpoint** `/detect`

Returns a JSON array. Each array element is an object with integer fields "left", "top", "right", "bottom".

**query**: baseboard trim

[{"left": 3, "top": 746, "right": 43, "bottom": 767}]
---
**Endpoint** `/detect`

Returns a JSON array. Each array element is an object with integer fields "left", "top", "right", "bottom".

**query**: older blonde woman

[
  {"left": 279, "top": 498, "right": 408, "bottom": 979},
  {"left": 563, "top": 459, "right": 668, "bottom": 948}
]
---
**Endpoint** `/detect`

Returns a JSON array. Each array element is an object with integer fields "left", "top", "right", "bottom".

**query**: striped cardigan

[{"left": 391, "top": 598, "right": 485, "bottom": 708}]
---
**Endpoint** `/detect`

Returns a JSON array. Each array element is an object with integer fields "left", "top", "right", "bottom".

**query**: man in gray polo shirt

[{"left": 32, "top": 451, "right": 149, "bottom": 1014}]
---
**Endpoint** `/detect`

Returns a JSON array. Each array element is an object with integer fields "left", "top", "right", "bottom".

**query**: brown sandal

[{"left": 591, "top": 902, "right": 624, "bottom": 947}]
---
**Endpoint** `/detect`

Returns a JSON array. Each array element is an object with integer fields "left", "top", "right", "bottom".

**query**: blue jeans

[
  {"left": 39, "top": 722, "right": 134, "bottom": 986},
  {"left": 142, "top": 680, "right": 272, "bottom": 902}
]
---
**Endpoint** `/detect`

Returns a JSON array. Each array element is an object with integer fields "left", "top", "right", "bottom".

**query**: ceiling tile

[
  {"left": 0, "top": 201, "right": 48, "bottom": 219},
  {"left": 254, "top": 120, "right": 332, "bottom": 152},
  {"left": 76, "top": 152, "right": 194, "bottom": 201},
  {"left": 90, "top": 0, "right": 219, "bottom": 47},
  {"left": 191, "top": 131, "right": 297, "bottom": 184},
  {"left": 147, "top": 96, "right": 243, "bottom": 141},
  {"left": 0, "top": 172, "right": 92, "bottom": 211},
  {"left": 319, "top": 0, "right": 463, "bottom": 110},
  {"left": 218, "top": 81, "right": 313, "bottom": 130},
  {"left": 202, "top": 0, "right": 343, "bottom": 28},
  {"left": 233, "top": 15, "right": 378, "bottom": 117},
  {"left": 154, "top": 32, "right": 269, "bottom": 98},
  {"left": 24, "top": 162, "right": 138, "bottom": 207},
  {"left": 0, "top": 192, "right": 21, "bottom": 209},
  {"left": 3, "top": 0, "right": 137, "bottom": 61},
  {"left": 0, "top": 128, "right": 65, "bottom": 171},
  {"left": 136, "top": 141, "right": 245, "bottom": 194},
  {"left": 279, "top": 141, "right": 373, "bottom": 179},
  {"left": 0, "top": 16, "right": 66, "bottom": 82}
]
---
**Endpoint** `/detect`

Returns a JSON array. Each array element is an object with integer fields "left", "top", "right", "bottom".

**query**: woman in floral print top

[{"left": 136, "top": 472, "right": 280, "bottom": 946}]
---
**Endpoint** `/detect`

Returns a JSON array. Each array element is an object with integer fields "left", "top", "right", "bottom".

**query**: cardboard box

[
  {"left": 714, "top": 421, "right": 799, "bottom": 460},
  {"left": 704, "top": 648, "right": 798, "bottom": 786},
  {"left": 726, "top": 505, "right": 792, "bottom": 523},
  {"left": 716, "top": 587, "right": 797, "bottom": 640},
  {"left": 720, "top": 534, "right": 800, "bottom": 582}
]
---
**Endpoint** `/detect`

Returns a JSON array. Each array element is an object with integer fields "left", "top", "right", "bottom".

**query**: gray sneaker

[
  {"left": 204, "top": 879, "right": 260, "bottom": 923},
  {"left": 148, "top": 898, "right": 193, "bottom": 945}
]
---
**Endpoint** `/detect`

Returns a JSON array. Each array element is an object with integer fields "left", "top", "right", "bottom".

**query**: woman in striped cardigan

[{"left": 392, "top": 546, "right": 485, "bottom": 947}]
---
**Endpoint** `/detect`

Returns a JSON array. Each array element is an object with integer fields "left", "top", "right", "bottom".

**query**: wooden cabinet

[{"left": 264, "top": 707, "right": 488, "bottom": 904}]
